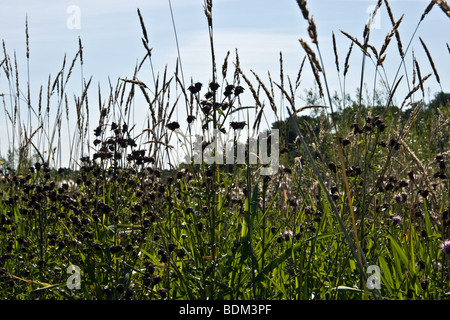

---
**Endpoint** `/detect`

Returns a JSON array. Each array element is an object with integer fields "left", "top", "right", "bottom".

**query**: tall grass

[{"left": 0, "top": 0, "right": 449, "bottom": 300}]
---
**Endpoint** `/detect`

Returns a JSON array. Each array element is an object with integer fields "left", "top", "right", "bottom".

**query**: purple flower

[
  {"left": 391, "top": 215, "right": 402, "bottom": 225},
  {"left": 282, "top": 230, "right": 294, "bottom": 241},
  {"left": 442, "top": 240, "right": 450, "bottom": 254}
]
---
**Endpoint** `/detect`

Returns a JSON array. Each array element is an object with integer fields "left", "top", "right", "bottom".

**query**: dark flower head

[
  {"left": 363, "top": 123, "right": 373, "bottom": 133},
  {"left": 187, "top": 115, "right": 196, "bottom": 123},
  {"left": 110, "top": 245, "right": 123, "bottom": 254},
  {"left": 158, "top": 288, "right": 169, "bottom": 299},
  {"left": 166, "top": 122, "right": 180, "bottom": 131},
  {"left": 230, "top": 121, "right": 246, "bottom": 130},
  {"left": 391, "top": 215, "right": 402, "bottom": 225},
  {"left": 374, "top": 118, "right": 383, "bottom": 126},
  {"left": 176, "top": 249, "right": 185, "bottom": 258},
  {"left": 420, "top": 279, "right": 429, "bottom": 291},
  {"left": 399, "top": 180, "right": 409, "bottom": 188},
  {"left": 151, "top": 275, "right": 162, "bottom": 285},
  {"left": 209, "top": 82, "right": 220, "bottom": 91},
  {"left": 342, "top": 139, "right": 351, "bottom": 147},
  {"left": 94, "top": 126, "right": 102, "bottom": 137},
  {"left": 224, "top": 84, "right": 234, "bottom": 97},
  {"left": 393, "top": 193, "right": 403, "bottom": 203},
  {"left": 389, "top": 138, "right": 401, "bottom": 150},
  {"left": 328, "top": 162, "right": 337, "bottom": 173},
  {"left": 234, "top": 85, "right": 244, "bottom": 96},
  {"left": 196, "top": 222, "right": 205, "bottom": 232},
  {"left": 116, "top": 284, "right": 125, "bottom": 294},
  {"left": 377, "top": 123, "right": 387, "bottom": 132},
  {"left": 350, "top": 123, "right": 363, "bottom": 134},
  {"left": 188, "top": 82, "right": 202, "bottom": 94},
  {"left": 283, "top": 167, "right": 292, "bottom": 174},
  {"left": 201, "top": 101, "right": 212, "bottom": 114},
  {"left": 204, "top": 91, "right": 214, "bottom": 99},
  {"left": 416, "top": 260, "right": 425, "bottom": 270},
  {"left": 419, "top": 189, "right": 429, "bottom": 198}
]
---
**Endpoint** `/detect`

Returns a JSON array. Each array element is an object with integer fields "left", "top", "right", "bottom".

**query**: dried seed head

[
  {"left": 421, "top": 1, "right": 436, "bottom": 21},
  {"left": 332, "top": 32, "right": 340, "bottom": 72},
  {"left": 435, "top": 0, "right": 450, "bottom": 17},
  {"left": 344, "top": 42, "right": 353, "bottom": 77},
  {"left": 307, "top": 18, "right": 318, "bottom": 44},
  {"left": 419, "top": 37, "right": 440, "bottom": 85},
  {"left": 296, "top": 0, "right": 309, "bottom": 20},
  {"left": 299, "top": 39, "right": 322, "bottom": 72}
]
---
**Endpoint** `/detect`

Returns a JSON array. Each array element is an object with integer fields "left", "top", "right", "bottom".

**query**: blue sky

[{"left": 0, "top": 0, "right": 448, "bottom": 166}]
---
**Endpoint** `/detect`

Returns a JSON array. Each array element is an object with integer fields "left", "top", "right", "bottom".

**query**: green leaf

[
  {"left": 378, "top": 255, "right": 393, "bottom": 294},
  {"left": 31, "top": 282, "right": 66, "bottom": 293},
  {"left": 388, "top": 235, "right": 408, "bottom": 267},
  {"left": 330, "top": 285, "right": 365, "bottom": 293}
]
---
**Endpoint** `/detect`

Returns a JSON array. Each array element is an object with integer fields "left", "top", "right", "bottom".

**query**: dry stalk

[
  {"left": 250, "top": 69, "right": 277, "bottom": 116},
  {"left": 419, "top": 37, "right": 441, "bottom": 86},
  {"left": 378, "top": 15, "right": 404, "bottom": 66},
  {"left": 398, "top": 136, "right": 440, "bottom": 224},
  {"left": 332, "top": 32, "right": 340, "bottom": 73},
  {"left": 344, "top": 42, "right": 353, "bottom": 77},
  {"left": 384, "top": 0, "right": 405, "bottom": 58}
]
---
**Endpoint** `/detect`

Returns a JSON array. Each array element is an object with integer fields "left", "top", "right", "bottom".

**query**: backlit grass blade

[{"left": 378, "top": 255, "right": 394, "bottom": 295}]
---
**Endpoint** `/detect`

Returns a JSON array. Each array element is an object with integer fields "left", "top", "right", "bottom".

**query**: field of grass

[{"left": 0, "top": 0, "right": 449, "bottom": 300}]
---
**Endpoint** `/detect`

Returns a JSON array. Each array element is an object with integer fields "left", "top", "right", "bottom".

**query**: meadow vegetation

[{"left": 0, "top": 0, "right": 449, "bottom": 300}]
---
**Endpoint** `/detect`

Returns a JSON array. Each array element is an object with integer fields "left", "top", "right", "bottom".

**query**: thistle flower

[
  {"left": 230, "top": 121, "right": 246, "bottom": 130},
  {"left": 209, "top": 82, "right": 220, "bottom": 91},
  {"left": 187, "top": 115, "right": 196, "bottom": 123},
  {"left": 188, "top": 82, "right": 202, "bottom": 94},
  {"left": 282, "top": 230, "right": 294, "bottom": 241},
  {"left": 224, "top": 84, "right": 234, "bottom": 97},
  {"left": 393, "top": 193, "right": 403, "bottom": 203},
  {"left": 442, "top": 240, "right": 450, "bottom": 254},
  {"left": 234, "top": 85, "right": 244, "bottom": 96},
  {"left": 166, "top": 121, "right": 180, "bottom": 131},
  {"left": 391, "top": 215, "right": 402, "bottom": 225}
]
